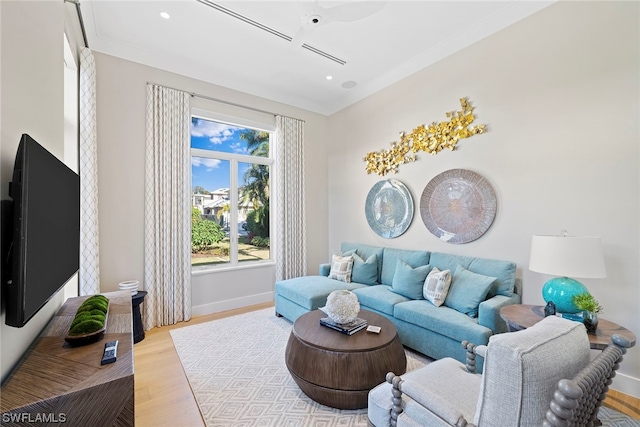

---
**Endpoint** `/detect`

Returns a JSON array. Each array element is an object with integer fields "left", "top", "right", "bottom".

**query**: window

[{"left": 190, "top": 115, "right": 273, "bottom": 270}]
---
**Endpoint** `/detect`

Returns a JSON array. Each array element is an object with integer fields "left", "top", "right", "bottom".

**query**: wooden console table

[
  {"left": 1, "top": 290, "right": 134, "bottom": 426},
  {"left": 500, "top": 304, "right": 636, "bottom": 350}
]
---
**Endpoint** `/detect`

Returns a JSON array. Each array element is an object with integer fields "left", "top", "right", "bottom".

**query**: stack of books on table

[{"left": 319, "top": 316, "right": 368, "bottom": 335}]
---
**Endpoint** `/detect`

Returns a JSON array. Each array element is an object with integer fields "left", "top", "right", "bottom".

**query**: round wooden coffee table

[{"left": 285, "top": 309, "right": 406, "bottom": 409}]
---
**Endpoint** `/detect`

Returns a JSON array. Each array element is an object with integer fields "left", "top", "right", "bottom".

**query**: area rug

[{"left": 170, "top": 308, "right": 639, "bottom": 427}]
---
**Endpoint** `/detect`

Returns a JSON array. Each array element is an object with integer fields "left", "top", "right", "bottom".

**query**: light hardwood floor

[{"left": 134, "top": 302, "right": 639, "bottom": 426}]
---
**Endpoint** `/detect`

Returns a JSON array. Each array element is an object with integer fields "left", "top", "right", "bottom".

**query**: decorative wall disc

[
  {"left": 365, "top": 179, "right": 414, "bottom": 239},
  {"left": 420, "top": 169, "right": 496, "bottom": 244}
]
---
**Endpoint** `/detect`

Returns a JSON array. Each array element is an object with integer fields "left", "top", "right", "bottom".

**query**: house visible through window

[{"left": 190, "top": 115, "right": 272, "bottom": 270}]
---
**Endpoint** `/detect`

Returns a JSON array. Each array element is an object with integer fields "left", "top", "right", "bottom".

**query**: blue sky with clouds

[{"left": 191, "top": 117, "right": 254, "bottom": 193}]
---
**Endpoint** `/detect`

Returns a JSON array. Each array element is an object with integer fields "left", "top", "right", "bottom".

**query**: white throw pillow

[
  {"left": 423, "top": 267, "right": 452, "bottom": 306},
  {"left": 329, "top": 255, "right": 354, "bottom": 283}
]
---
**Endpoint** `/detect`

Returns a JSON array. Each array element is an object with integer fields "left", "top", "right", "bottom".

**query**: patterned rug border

[{"left": 170, "top": 308, "right": 639, "bottom": 427}]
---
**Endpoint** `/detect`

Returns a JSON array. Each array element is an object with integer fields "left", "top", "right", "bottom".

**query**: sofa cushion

[
  {"left": 381, "top": 248, "right": 430, "bottom": 286},
  {"left": 444, "top": 265, "right": 496, "bottom": 318},
  {"left": 328, "top": 254, "right": 353, "bottom": 283},
  {"left": 343, "top": 250, "right": 378, "bottom": 285},
  {"left": 393, "top": 300, "right": 493, "bottom": 345},
  {"left": 423, "top": 267, "right": 452, "bottom": 307},
  {"left": 274, "top": 276, "right": 367, "bottom": 310},
  {"left": 341, "top": 242, "right": 384, "bottom": 283},
  {"left": 353, "top": 285, "right": 409, "bottom": 316},
  {"left": 390, "top": 260, "right": 431, "bottom": 300},
  {"left": 429, "top": 252, "right": 516, "bottom": 298}
]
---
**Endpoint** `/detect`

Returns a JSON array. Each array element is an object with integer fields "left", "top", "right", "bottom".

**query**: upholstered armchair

[{"left": 368, "top": 316, "right": 633, "bottom": 427}]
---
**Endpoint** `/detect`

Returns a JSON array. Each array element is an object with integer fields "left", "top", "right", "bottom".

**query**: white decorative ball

[{"left": 325, "top": 290, "right": 360, "bottom": 324}]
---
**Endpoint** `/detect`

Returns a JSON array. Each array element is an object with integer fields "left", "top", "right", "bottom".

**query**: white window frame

[{"left": 190, "top": 109, "right": 275, "bottom": 273}]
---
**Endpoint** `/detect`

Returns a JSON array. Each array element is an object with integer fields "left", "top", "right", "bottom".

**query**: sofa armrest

[
  {"left": 319, "top": 263, "right": 331, "bottom": 276},
  {"left": 478, "top": 294, "right": 521, "bottom": 334}
]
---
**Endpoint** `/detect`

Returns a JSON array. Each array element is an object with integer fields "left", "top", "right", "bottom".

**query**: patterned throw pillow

[
  {"left": 423, "top": 267, "right": 452, "bottom": 307},
  {"left": 328, "top": 255, "right": 354, "bottom": 283}
]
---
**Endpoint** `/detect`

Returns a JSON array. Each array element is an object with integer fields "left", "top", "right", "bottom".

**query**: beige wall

[
  {"left": 0, "top": 1, "right": 83, "bottom": 381},
  {"left": 326, "top": 1, "right": 639, "bottom": 396},
  {"left": 93, "top": 52, "right": 329, "bottom": 314}
]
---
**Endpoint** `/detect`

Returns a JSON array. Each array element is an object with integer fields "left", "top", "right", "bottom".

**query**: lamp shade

[{"left": 529, "top": 235, "right": 606, "bottom": 279}]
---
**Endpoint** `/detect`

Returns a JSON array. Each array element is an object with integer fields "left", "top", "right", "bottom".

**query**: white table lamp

[{"left": 529, "top": 232, "right": 606, "bottom": 314}]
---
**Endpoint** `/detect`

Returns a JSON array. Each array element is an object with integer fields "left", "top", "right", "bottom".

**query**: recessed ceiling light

[
  {"left": 341, "top": 80, "right": 357, "bottom": 89},
  {"left": 160, "top": 11, "right": 170, "bottom": 19},
  {"left": 326, "top": 75, "right": 333, "bottom": 80}
]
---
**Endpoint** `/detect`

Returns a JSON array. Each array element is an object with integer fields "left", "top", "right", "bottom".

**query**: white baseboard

[
  {"left": 191, "top": 292, "right": 274, "bottom": 317},
  {"left": 611, "top": 372, "right": 640, "bottom": 399}
]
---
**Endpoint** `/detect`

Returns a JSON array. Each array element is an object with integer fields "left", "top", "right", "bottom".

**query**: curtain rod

[
  {"left": 148, "top": 82, "right": 305, "bottom": 123},
  {"left": 65, "top": 0, "right": 89, "bottom": 48}
]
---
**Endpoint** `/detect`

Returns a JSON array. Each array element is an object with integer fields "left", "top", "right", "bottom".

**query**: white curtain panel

[
  {"left": 79, "top": 47, "right": 100, "bottom": 296},
  {"left": 275, "top": 116, "right": 307, "bottom": 281},
  {"left": 144, "top": 84, "right": 192, "bottom": 330}
]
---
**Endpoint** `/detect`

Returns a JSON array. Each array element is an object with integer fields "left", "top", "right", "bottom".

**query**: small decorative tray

[{"left": 64, "top": 296, "right": 110, "bottom": 347}]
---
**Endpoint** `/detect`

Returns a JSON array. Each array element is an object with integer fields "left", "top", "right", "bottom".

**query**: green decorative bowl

[{"left": 64, "top": 295, "right": 110, "bottom": 347}]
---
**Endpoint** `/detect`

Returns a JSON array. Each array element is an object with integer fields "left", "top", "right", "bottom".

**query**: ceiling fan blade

[{"left": 290, "top": 1, "right": 385, "bottom": 48}]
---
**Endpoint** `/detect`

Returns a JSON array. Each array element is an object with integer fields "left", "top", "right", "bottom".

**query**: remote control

[{"left": 101, "top": 340, "right": 118, "bottom": 365}]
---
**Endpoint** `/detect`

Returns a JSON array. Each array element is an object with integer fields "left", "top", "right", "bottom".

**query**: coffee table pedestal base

[{"left": 285, "top": 329, "right": 406, "bottom": 409}]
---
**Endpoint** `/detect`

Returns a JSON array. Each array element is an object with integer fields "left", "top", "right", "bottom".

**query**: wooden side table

[
  {"left": 132, "top": 290, "right": 147, "bottom": 343},
  {"left": 500, "top": 304, "right": 636, "bottom": 350}
]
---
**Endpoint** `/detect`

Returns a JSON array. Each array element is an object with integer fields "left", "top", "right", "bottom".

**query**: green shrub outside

[
  {"left": 251, "top": 236, "right": 270, "bottom": 247},
  {"left": 192, "top": 207, "right": 225, "bottom": 252},
  {"left": 246, "top": 205, "right": 269, "bottom": 237}
]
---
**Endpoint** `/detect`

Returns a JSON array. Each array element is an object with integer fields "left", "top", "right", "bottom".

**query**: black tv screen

[{"left": 4, "top": 134, "right": 80, "bottom": 327}]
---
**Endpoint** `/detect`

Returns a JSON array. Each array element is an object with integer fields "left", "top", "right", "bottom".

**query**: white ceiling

[{"left": 81, "top": 0, "right": 554, "bottom": 115}]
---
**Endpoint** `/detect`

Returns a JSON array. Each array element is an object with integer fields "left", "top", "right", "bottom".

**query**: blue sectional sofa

[{"left": 274, "top": 242, "right": 520, "bottom": 368}]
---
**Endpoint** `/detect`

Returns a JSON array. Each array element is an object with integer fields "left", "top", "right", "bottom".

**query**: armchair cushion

[
  {"left": 368, "top": 358, "right": 480, "bottom": 427},
  {"left": 400, "top": 358, "right": 481, "bottom": 425}
]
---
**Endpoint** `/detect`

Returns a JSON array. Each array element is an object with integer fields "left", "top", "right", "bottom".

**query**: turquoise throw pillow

[
  {"left": 350, "top": 252, "right": 378, "bottom": 285},
  {"left": 444, "top": 265, "right": 497, "bottom": 318},
  {"left": 390, "top": 260, "right": 431, "bottom": 300}
]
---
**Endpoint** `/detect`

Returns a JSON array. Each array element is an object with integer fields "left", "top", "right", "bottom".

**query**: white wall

[
  {"left": 326, "top": 1, "right": 639, "bottom": 396},
  {"left": 92, "top": 53, "right": 329, "bottom": 315},
  {"left": 0, "top": 1, "right": 83, "bottom": 382}
]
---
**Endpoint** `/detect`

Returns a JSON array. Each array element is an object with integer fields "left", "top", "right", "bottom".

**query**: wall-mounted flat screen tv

[{"left": 3, "top": 134, "right": 80, "bottom": 327}]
